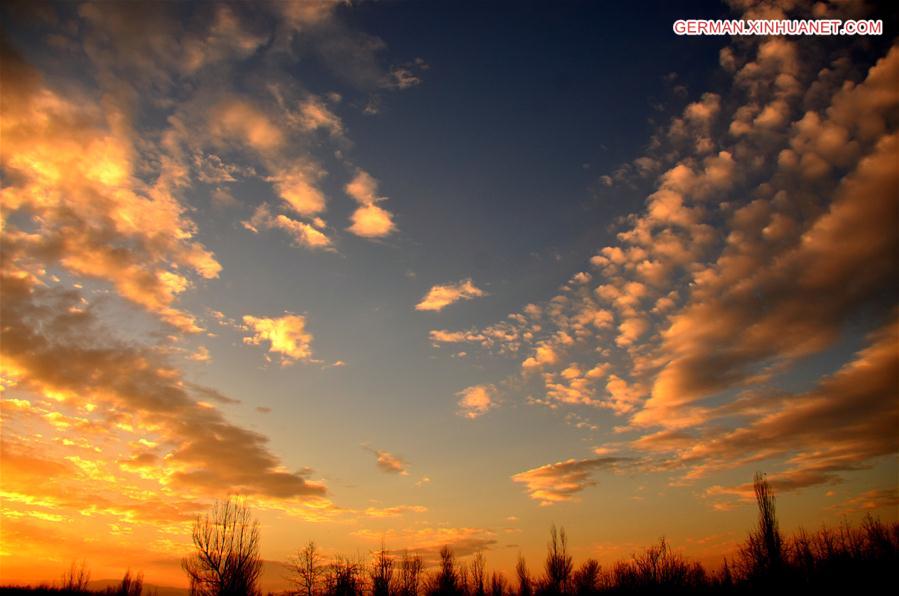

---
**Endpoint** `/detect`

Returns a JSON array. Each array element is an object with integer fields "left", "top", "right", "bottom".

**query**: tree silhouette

[
  {"left": 370, "top": 540, "right": 395, "bottom": 596},
  {"left": 515, "top": 555, "right": 532, "bottom": 596},
  {"left": 427, "top": 546, "right": 460, "bottom": 596},
  {"left": 291, "top": 541, "right": 324, "bottom": 596},
  {"left": 571, "top": 559, "right": 600, "bottom": 596},
  {"left": 397, "top": 550, "right": 423, "bottom": 596},
  {"left": 59, "top": 561, "right": 90, "bottom": 593},
  {"left": 111, "top": 570, "right": 143, "bottom": 596},
  {"left": 737, "top": 473, "right": 784, "bottom": 586},
  {"left": 324, "top": 556, "right": 364, "bottom": 596},
  {"left": 542, "top": 526, "right": 572, "bottom": 595},
  {"left": 181, "top": 498, "right": 263, "bottom": 596},
  {"left": 470, "top": 551, "right": 486, "bottom": 596}
]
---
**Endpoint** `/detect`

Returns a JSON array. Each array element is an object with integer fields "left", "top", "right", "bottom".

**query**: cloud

[
  {"left": 363, "top": 504, "right": 427, "bottom": 518},
  {"left": 387, "top": 66, "right": 422, "bottom": 89},
  {"left": 675, "top": 315, "right": 899, "bottom": 491},
  {"left": 243, "top": 203, "right": 333, "bottom": 250},
  {"left": 188, "top": 346, "right": 212, "bottom": 363},
  {"left": 268, "top": 166, "right": 328, "bottom": 217},
  {"left": 242, "top": 313, "right": 315, "bottom": 365},
  {"left": 424, "top": 17, "right": 899, "bottom": 499},
  {"left": 416, "top": 279, "right": 487, "bottom": 312},
  {"left": 345, "top": 169, "right": 397, "bottom": 238},
  {"left": 456, "top": 385, "right": 495, "bottom": 419},
  {"left": 295, "top": 95, "right": 344, "bottom": 137},
  {"left": 347, "top": 203, "right": 395, "bottom": 238},
  {"left": 511, "top": 457, "right": 623, "bottom": 506},
  {"left": 351, "top": 526, "right": 496, "bottom": 562},
  {"left": 831, "top": 488, "right": 899, "bottom": 514},
  {"left": 0, "top": 40, "right": 220, "bottom": 333},
  {"left": 0, "top": 274, "right": 326, "bottom": 501},
  {"left": 0, "top": 1, "right": 421, "bottom": 583},
  {"left": 637, "top": 128, "right": 899, "bottom": 428},
  {"left": 210, "top": 98, "right": 284, "bottom": 151},
  {"left": 368, "top": 448, "right": 410, "bottom": 475},
  {"left": 429, "top": 329, "right": 475, "bottom": 343},
  {"left": 522, "top": 344, "right": 559, "bottom": 370}
]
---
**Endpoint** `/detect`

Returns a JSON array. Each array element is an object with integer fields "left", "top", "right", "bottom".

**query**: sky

[{"left": 1, "top": 0, "right": 897, "bottom": 590}]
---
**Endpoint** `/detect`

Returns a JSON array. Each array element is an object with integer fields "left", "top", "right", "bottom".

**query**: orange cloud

[
  {"left": 268, "top": 166, "right": 328, "bottom": 217},
  {"left": 456, "top": 385, "right": 495, "bottom": 419},
  {"left": 674, "top": 315, "right": 899, "bottom": 492},
  {"left": 415, "top": 279, "right": 486, "bottom": 312},
  {"left": 345, "top": 169, "right": 397, "bottom": 238}
]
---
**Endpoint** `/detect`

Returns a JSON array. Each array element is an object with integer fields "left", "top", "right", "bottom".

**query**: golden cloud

[
  {"left": 511, "top": 456, "right": 623, "bottom": 506},
  {"left": 242, "top": 313, "right": 315, "bottom": 365}
]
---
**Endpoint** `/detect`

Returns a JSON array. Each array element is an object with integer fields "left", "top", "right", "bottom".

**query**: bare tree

[
  {"left": 544, "top": 526, "right": 572, "bottom": 595},
  {"left": 291, "top": 541, "right": 325, "bottom": 596},
  {"left": 457, "top": 561, "right": 470, "bottom": 596},
  {"left": 571, "top": 559, "right": 600, "bottom": 596},
  {"left": 490, "top": 572, "right": 509, "bottom": 596},
  {"left": 427, "top": 546, "right": 460, "bottom": 596},
  {"left": 398, "top": 550, "right": 423, "bottom": 596},
  {"left": 325, "top": 555, "right": 364, "bottom": 596},
  {"left": 60, "top": 560, "right": 91, "bottom": 592},
  {"left": 470, "top": 551, "right": 486, "bottom": 596},
  {"left": 737, "top": 473, "right": 784, "bottom": 584},
  {"left": 370, "top": 539, "right": 395, "bottom": 596},
  {"left": 110, "top": 569, "right": 144, "bottom": 596},
  {"left": 182, "top": 498, "right": 263, "bottom": 596}
]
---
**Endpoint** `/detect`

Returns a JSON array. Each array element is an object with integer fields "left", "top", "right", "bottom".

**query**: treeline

[
  {"left": 0, "top": 565, "right": 147, "bottom": 595},
  {"left": 3, "top": 475, "right": 897, "bottom": 595},
  {"left": 182, "top": 474, "right": 898, "bottom": 595}
]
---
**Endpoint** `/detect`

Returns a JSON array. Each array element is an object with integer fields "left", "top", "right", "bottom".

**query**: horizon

[{"left": 1, "top": 0, "right": 897, "bottom": 592}]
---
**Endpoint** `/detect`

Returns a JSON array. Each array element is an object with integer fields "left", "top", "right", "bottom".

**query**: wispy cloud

[
  {"left": 367, "top": 447, "right": 410, "bottom": 475},
  {"left": 512, "top": 457, "right": 623, "bottom": 506},
  {"left": 243, "top": 203, "right": 333, "bottom": 250},
  {"left": 416, "top": 279, "right": 487, "bottom": 312}
]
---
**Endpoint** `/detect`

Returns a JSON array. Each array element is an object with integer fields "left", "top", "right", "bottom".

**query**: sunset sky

[{"left": 1, "top": 0, "right": 897, "bottom": 591}]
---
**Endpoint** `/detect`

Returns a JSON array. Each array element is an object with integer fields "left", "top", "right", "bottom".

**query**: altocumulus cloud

[{"left": 429, "top": 2, "right": 899, "bottom": 501}]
